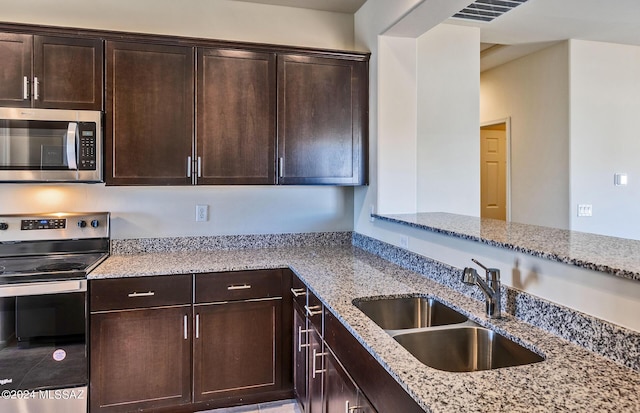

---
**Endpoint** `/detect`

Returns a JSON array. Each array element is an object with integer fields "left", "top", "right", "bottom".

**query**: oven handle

[
  {"left": 0, "top": 280, "right": 87, "bottom": 297},
  {"left": 66, "top": 122, "right": 78, "bottom": 170}
]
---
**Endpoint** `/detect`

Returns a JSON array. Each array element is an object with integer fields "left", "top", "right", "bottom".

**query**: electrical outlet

[
  {"left": 399, "top": 235, "right": 409, "bottom": 249},
  {"left": 196, "top": 204, "right": 209, "bottom": 222}
]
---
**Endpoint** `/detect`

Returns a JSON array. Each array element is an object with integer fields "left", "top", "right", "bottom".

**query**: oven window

[
  {"left": 0, "top": 120, "right": 72, "bottom": 170},
  {"left": 0, "top": 292, "right": 87, "bottom": 392}
]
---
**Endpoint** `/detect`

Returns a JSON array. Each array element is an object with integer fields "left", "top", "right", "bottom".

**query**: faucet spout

[{"left": 462, "top": 260, "right": 502, "bottom": 319}]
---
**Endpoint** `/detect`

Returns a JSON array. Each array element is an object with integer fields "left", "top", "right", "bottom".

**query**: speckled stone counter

[
  {"left": 89, "top": 243, "right": 640, "bottom": 413},
  {"left": 374, "top": 212, "right": 640, "bottom": 282}
]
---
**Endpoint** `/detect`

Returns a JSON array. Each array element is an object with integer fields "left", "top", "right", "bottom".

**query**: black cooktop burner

[{"left": 0, "top": 252, "right": 108, "bottom": 283}]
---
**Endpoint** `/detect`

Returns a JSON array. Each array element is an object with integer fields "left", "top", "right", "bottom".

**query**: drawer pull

[
  {"left": 312, "top": 348, "right": 327, "bottom": 379},
  {"left": 128, "top": 291, "right": 155, "bottom": 298},
  {"left": 183, "top": 315, "right": 188, "bottom": 340},
  {"left": 227, "top": 284, "right": 251, "bottom": 291},
  {"left": 298, "top": 326, "right": 310, "bottom": 352},
  {"left": 346, "top": 401, "right": 363, "bottom": 412},
  {"left": 305, "top": 305, "right": 322, "bottom": 317},
  {"left": 291, "top": 287, "right": 306, "bottom": 297},
  {"left": 195, "top": 313, "right": 200, "bottom": 339}
]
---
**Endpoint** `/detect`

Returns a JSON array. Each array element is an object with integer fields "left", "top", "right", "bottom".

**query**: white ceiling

[
  {"left": 233, "top": 0, "right": 640, "bottom": 69},
  {"left": 446, "top": 0, "right": 640, "bottom": 70},
  {"left": 231, "top": 0, "right": 367, "bottom": 14}
]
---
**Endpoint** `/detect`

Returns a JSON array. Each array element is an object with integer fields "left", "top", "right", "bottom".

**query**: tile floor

[{"left": 198, "top": 399, "right": 301, "bottom": 413}]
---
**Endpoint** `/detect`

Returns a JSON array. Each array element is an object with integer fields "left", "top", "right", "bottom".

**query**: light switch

[
  {"left": 578, "top": 204, "right": 592, "bottom": 217},
  {"left": 614, "top": 173, "right": 628, "bottom": 186}
]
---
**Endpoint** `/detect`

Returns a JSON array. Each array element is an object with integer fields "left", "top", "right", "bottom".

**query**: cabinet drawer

[
  {"left": 306, "top": 289, "right": 324, "bottom": 335},
  {"left": 195, "top": 269, "right": 282, "bottom": 303},
  {"left": 290, "top": 271, "right": 307, "bottom": 309},
  {"left": 90, "top": 274, "right": 192, "bottom": 312}
]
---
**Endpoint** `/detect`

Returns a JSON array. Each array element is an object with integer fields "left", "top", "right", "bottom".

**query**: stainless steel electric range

[{"left": 0, "top": 212, "right": 110, "bottom": 413}]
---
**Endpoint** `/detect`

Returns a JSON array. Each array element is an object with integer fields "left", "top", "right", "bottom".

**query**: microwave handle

[{"left": 66, "top": 122, "right": 78, "bottom": 170}]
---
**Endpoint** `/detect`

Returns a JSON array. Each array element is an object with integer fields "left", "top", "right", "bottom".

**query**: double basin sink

[{"left": 353, "top": 296, "right": 544, "bottom": 372}]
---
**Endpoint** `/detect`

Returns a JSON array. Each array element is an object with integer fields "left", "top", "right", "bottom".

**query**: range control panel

[
  {"left": 21, "top": 218, "right": 67, "bottom": 230},
  {"left": 0, "top": 212, "right": 110, "bottom": 242}
]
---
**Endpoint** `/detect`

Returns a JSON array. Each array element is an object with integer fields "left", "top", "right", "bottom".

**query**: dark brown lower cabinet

[
  {"left": 293, "top": 301, "right": 309, "bottom": 412},
  {"left": 324, "top": 349, "right": 375, "bottom": 413},
  {"left": 194, "top": 299, "right": 283, "bottom": 401},
  {"left": 90, "top": 270, "right": 293, "bottom": 413},
  {"left": 307, "top": 327, "right": 324, "bottom": 413},
  {"left": 90, "top": 306, "right": 192, "bottom": 412}
]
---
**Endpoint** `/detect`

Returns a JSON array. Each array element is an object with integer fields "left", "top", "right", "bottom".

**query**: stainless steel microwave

[{"left": 0, "top": 107, "right": 102, "bottom": 183}]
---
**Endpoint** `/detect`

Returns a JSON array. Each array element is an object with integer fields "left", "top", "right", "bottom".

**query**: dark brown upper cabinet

[
  {"left": 105, "top": 41, "right": 194, "bottom": 185},
  {"left": 0, "top": 32, "right": 103, "bottom": 110},
  {"left": 277, "top": 54, "right": 368, "bottom": 186},
  {"left": 197, "top": 48, "right": 277, "bottom": 185}
]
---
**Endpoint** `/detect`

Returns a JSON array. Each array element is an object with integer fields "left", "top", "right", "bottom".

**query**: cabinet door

[
  {"left": 277, "top": 54, "right": 368, "bottom": 185},
  {"left": 0, "top": 33, "right": 32, "bottom": 107},
  {"left": 90, "top": 306, "right": 192, "bottom": 412},
  {"left": 293, "top": 302, "right": 309, "bottom": 411},
  {"left": 194, "top": 299, "right": 282, "bottom": 402},
  {"left": 197, "top": 48, "right": 276, "bottom": 184},
  {"left": 105, "top": 41, "right": 194, "bottom": 185},
  {"left": 33, "top": 35, "right": 103, "bottom": 110},
  {"left": 307, "top": 326, "right": 324, "bottom": 413},
  {"left": 323, "top": 349, "right": 359, "bottom": 413}
]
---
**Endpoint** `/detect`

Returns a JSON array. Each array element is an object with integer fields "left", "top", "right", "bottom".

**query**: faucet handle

[
  {"left": 470, "top": 259, "right": 500, "bottom": 281},
  {"left": 462, "top": 267, "right": 478, "bottom": 284}
]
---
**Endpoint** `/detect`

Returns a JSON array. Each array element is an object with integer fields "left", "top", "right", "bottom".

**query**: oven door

[
  {"left": 0, "top": 108, "right": 102, "bottom": 183},
  {"left": 0, "top": 280, "right": 87, "bottom": 413}
]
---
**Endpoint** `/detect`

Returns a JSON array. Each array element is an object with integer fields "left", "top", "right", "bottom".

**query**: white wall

[
  {"left": 480, "top": 42, "right": 570, "bottom": 229},
  {"left": 417, "top": 24, "right": 479, "bottom": 215},
  {"left": 0, "top": 0, "right": 354, "bottom": 50},
  {"left": 354, "top": 1, "right": 640, "bottom": 332},
  {"left": 377, "top": 36, "right": 418, "bottom": 214},
  {"left": 0, "top": 0, "right": 356, "bottom": 239},
  {"left": 569, "top": 39, "right": 640, "bottom": 240}
]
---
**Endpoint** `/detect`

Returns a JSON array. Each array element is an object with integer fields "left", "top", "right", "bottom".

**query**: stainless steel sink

[
  {"left": 353, "top": 296, "right": 468, "bottom": 330},
  {"left": 393, "top": 326, "right": 545, "bottom": 372}
]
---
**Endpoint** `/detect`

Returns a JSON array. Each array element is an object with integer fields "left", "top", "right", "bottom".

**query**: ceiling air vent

[{"left": 452, "top": 0, "right": 529, "bottom": 22}]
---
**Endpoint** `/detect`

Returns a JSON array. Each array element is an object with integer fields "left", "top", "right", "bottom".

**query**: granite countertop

[
  {"left": 90, "top": 246, "right": 640, "bottom": 412},
  {"left": 374, "top": 212, "right": 640, "bottom": 282}
]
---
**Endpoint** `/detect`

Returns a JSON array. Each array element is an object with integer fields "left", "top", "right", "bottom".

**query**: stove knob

[
  {"left": 77, "top": 220, "right": 87, "bottom": 228},
  {"left": 0, "top": 222, "right": 8, "bottom": 230},
  {"left": 91, "top": 220, "right": 100, "bottom": 228}
]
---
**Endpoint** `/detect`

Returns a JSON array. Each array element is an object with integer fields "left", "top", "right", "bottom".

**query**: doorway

[{"left": 480, "top": 119, "right": 510, "bottom": 221}]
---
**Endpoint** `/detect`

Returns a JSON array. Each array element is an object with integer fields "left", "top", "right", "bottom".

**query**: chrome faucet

[{"left": 462, "top": 259, "right": 502, "bottom": 319}]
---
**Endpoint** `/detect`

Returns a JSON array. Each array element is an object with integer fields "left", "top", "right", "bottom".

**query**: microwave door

[{"left": 65, "top": 122, "right": 78, "bottom": 170}]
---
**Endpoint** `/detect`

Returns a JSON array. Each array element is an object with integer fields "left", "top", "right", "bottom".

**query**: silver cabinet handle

[
  {"left": 187, "top": 156, "right": 192, "bottom": 177},
  {"left": 197, "top": 156, "right": 202, "bottom": 177},
  {"left": 66, "top": 122, "right": 78, "bottom": 170},
  {"left": 290, "top": 287, "right": 306, "bottom": 297},
  {"left": 23, "top": 76, "right": 29, "bottom": 100},
  {"left": 298, "top": 326, "right": 310, "bottom": 352},
  {"left": 227, "top": 284, "right": 251, "bottom": 291},
  {"left": 183, "top": 315, "right": 188, "bottom": 339},
  {"left": 312, "top": 348, "right": 327, "bottom": 379},
  {"left": 33, "top": 76, "right": 39, "bottom": 100},
  {"left": 346, "top": 401, "right": 363, "bottom": 413},
  {"left": 127, "top": 291, "right": 155, "bottom": 298},
  {"left": 305, "top": 305, "right": 322, "bottom": 317},
  {"left": 195, "top": 313, "right": 200, "bottom": 339},
  {"left": 278, "top": 157, "right": 284, "bottom": 178}
]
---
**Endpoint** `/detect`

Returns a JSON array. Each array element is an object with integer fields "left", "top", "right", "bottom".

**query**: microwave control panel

[{"left": 78, "top": 123, "right": 97, "bottom": 170}]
